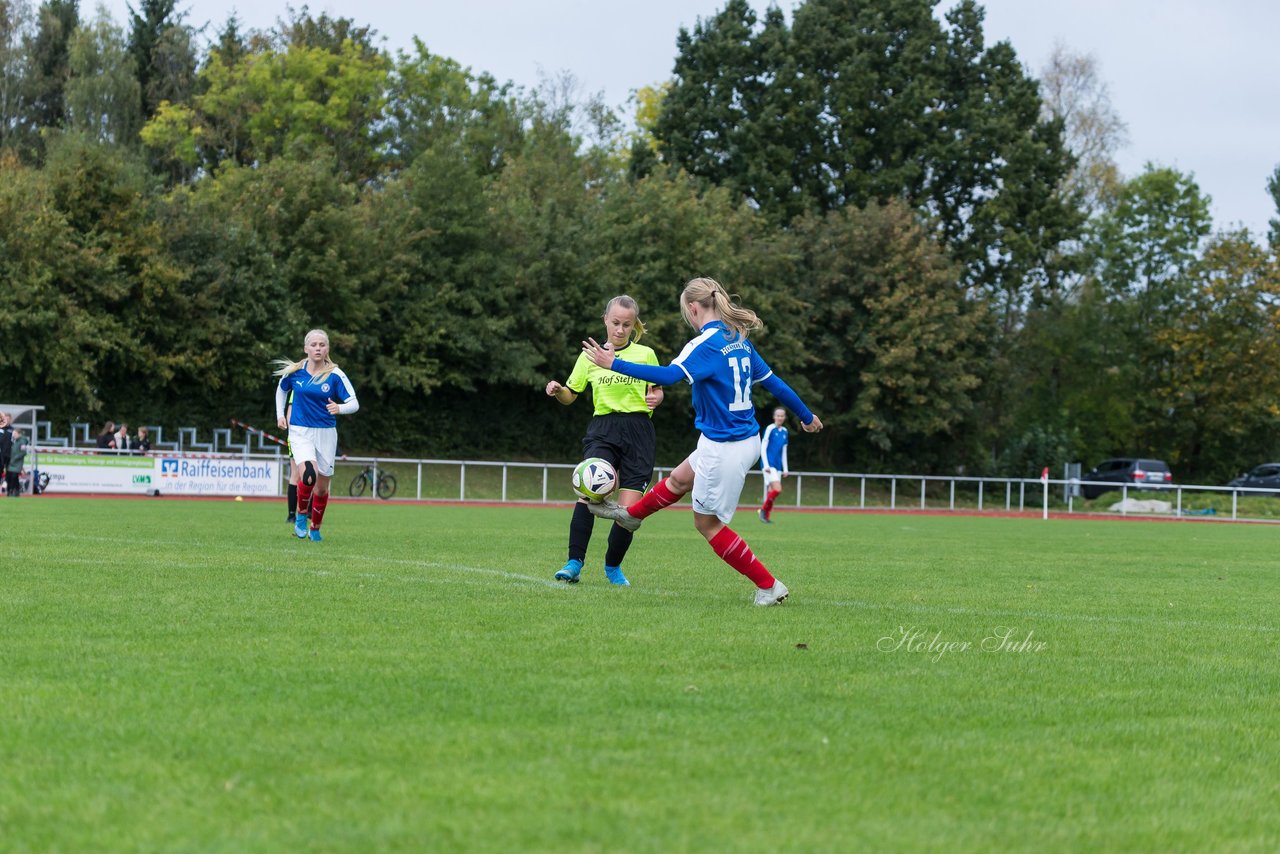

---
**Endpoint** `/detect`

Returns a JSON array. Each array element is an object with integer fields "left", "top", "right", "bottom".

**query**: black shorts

[{"left": 582, "top": 412, "right": 656, "bottom": 493}]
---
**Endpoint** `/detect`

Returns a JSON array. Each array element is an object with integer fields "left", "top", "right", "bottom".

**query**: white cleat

[
  {"left": 753, "top": 580, "right": 790, "bottom": 606},
  {"left": 586, "top": 499, "right": 642, "bottom": 532}
]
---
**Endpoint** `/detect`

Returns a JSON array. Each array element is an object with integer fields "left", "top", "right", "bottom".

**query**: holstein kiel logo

[{"left": 161, "top": 458, "right": 180, "bottom": 478}]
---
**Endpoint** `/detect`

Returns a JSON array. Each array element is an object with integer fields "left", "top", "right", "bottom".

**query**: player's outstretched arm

[{"left": 584, "top": 338, "right": 685, "bottom": 385}]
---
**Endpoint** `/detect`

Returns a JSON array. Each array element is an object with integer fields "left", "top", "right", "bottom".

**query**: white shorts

[
  {"left": 762, "top": 466, "right": 782, "bottom": 486},
  {"left": 689, "top": 434, "right": 761, "bottom": 524},
  {"left": 289, "top": 425, "right": 338, "bottom": 477}
]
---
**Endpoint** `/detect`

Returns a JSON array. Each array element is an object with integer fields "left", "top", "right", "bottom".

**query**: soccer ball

[{"left": 572, "top": 457, "right": 618, "bottom": 502}]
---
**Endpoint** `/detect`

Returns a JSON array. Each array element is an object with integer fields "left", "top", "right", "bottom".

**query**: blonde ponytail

[{"left": 681, "top": 277, "right": 762, "bottom": 339}]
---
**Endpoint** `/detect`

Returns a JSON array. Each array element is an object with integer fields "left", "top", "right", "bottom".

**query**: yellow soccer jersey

[{"left": 565, "top": 341, "right": 660, "bottom": 416}]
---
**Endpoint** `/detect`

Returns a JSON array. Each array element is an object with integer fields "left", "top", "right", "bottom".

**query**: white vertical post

[
  {"left": 460, "top": 463, "right": 466, "bottom": 501},
  {"left": 890, "top": 478, "right": 897, "bottom": 510},
  {"left": 860, "top": 478, "right": 866, "bottom": 509},
  {"left": 949, "top": 480, "right": 955, "bottom": 510},
  {"left": 978, "top": 481, "right": 984, "bottom": 511},
  {"left": 920, "top": 478, "right": 926, "bottom": 509},
  {"left": 417, "top": 462, "right": 422, "bottom": 500},
  {"left": 1042, "top": 475, "right": 1049, "bottom": 520}
]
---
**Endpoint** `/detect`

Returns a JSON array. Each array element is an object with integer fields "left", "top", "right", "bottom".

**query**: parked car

[
  {"left": 1081, "top": 458, "right": 1173, "bottom": 499},
  {"left": 1227, "top": 463, "right": 1280, "bottom": 495}
]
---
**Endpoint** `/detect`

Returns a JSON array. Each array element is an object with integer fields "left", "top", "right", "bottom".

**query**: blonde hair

[
  {"left": 273, "top": 329, "right": 340, "bottom": 382},
  {"left": 603, "top": 294, "right": 646, "bottom": 344},
  {"left": 680, "top": 277, "right": 762, "bottom": 339}
]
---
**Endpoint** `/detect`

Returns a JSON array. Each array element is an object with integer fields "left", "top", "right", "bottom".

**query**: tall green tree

[
  {"left": 127, "top": 0, "right": 196, "bottom": 124},
  {"left": 384, "top": 39, "right": 523, "bottom": 176},
  {"left": 1088, "top": 165, "right": 1212, "bottom": 323},
  {"left": 0, "top": 136, "right": 163, "bottom": 414},
  {"left": 1152, "top": 233, "right": 1280, "bottom": 480},
  {"left": 654, "top": 0, "right": 1084, "bottom": 302},
  {"left": 790, "top": 200, "right": 985, "bottom": 469},
  {"left": 64, "top": 8, "right": 141, "bottom": 144},
  {"left": 0, "top": 0, "right": 34, "bottom": 155},
  {"left": 21, "top": 0, "right": 77, "bottom": 141},
  {"left": 1266, "top": 163, "right": 1280, "bottom": 248},
  {"left": 143, "top": 33, "right": 390, "bottom": 182},
  {"left": 1056, "top": 165, "right": 1213, "bottom": 463}
]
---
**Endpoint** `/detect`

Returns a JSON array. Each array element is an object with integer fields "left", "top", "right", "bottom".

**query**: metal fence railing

[{"left": 21, "top": 446, "right": 1280, "bottom": 523}]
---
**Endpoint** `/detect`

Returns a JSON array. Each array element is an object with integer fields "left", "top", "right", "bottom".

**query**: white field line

[
  {"left": 34, "top": 533, "right": 681, "bottom": 595},
  {"left": 33, "top": 534, "right": 1271, "bottom": 619}
]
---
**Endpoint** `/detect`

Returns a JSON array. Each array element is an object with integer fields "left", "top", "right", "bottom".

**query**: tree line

[{"left": 1, "top": 0, "right": 1279, "bottom": 481}]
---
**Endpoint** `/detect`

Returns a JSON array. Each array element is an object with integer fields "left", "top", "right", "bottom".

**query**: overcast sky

[{"left": 99, "top": 0, "right": 1280, "bottom": 239}]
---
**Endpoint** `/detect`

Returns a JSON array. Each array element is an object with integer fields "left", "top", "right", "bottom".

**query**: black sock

[
  {"left": 605, "top": 523, "right": 634, "bottom": 568},
  {"left": 568, "top": 501, "right": 594, "bottom": 562},
  {"left": 287, "top": 483, "right": 298, "bottom": 515}
]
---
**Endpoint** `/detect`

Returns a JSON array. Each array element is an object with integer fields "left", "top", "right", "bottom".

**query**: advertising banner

[
  {"left": 40, "top": 454, "right": 156, "bottom": 494},
  {"left": 155, "top": 456, "right": 281, "bottom": 496},
  {"left": 37, "top": 453, "right": 281, "bottom": 496}
]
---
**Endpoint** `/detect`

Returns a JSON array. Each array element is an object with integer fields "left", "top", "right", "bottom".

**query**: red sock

[
  {"left": 297, "top": 481, "right": 313, "bottom": 516},
  {"left": 709, "top": 526, "right": 775, "bottom": 588},
  {"left": 762, "top": 487, "right": 781, "bottom": 516},
  {"left": 310, "top": 491, "right": 329, "bottom": 529},
  {"left": 627, "top": 477, "right": 682, "bottom": 520}
]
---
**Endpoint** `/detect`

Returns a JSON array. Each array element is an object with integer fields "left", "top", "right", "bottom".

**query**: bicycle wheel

[
  {"left": 376, "top": 474, "right": 397, "bottom": 500},
  {"left": 349, "top": 471, "right": 368, "bottom": 497}
]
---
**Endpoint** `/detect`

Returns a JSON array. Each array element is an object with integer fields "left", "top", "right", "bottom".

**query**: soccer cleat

[
  {"left": 287, "top": 512, "right": 296, "bottom": 524},
  {"left": 753, "top": 580, "right": 789, "bottom": 606},
  {"left": 758, "top": 508, "right": 772, "bottom": 524},
  {"left": 309, "top": 528, "right": 323, "bottom": 542},
  {"left": 604, "top": 565, "right": 630, "bottom": 586},
  {"left": 294, "top": 513, "right": 309, "bottom": 539},
  {"left": 586, "top": 499, "right": 641, "bottom": 532},
  {"left": 555, "top": 559, "right": 583, "bottom": 583}
]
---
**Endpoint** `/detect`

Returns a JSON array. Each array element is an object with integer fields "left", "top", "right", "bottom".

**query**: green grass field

[{"left": 2, "top": 498, "right": 1278, "bottom": 851}]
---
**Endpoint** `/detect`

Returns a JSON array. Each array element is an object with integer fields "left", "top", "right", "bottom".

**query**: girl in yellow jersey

[{"left": 545, "top": 295, "right": 663, "bottom": 585}]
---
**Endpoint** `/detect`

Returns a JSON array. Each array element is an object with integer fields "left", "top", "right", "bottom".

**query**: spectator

[
  {"left": 6, "top": 427, "right": 28, "bottom": 497},
  {"left": 115, "top": 422, "right": 133, "bottom": 453},
  {"left": 0, "top": 411, "right": 11, "bottom": 484},
  {"left": 96, "top": 422, "right": 117, "bottom": 452},
  {"left": 135, "top": 426, "right": 152, "bottom": 455}
]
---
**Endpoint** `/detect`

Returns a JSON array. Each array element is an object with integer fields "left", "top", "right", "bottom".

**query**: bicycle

[{"left": 349, "top": 464, "right": 397, "bottom": 499}]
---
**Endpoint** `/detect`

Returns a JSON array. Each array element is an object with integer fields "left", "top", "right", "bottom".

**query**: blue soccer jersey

[
  {"left": 608, "top": 321, "right": 814, "bottom": 443},
  {"left": 276, "top": 366, "right": 359, "bottom": 428},
  {"left": 670, "top": 322, "right": 773, "bottom": 441},
  {"left": 761, "top": 423, "right": 789, "bottom": 472}
]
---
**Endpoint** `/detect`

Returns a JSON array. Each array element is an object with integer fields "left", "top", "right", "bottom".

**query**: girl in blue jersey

[
  {"left": 274, "top": 329, "right": 360, "bottom": 541},
  {"left": 583, "top": 277, "right": 822, "bottom": 606},
  {"left": 759, "top": 407, "right": 789, "bottom": 523}
]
